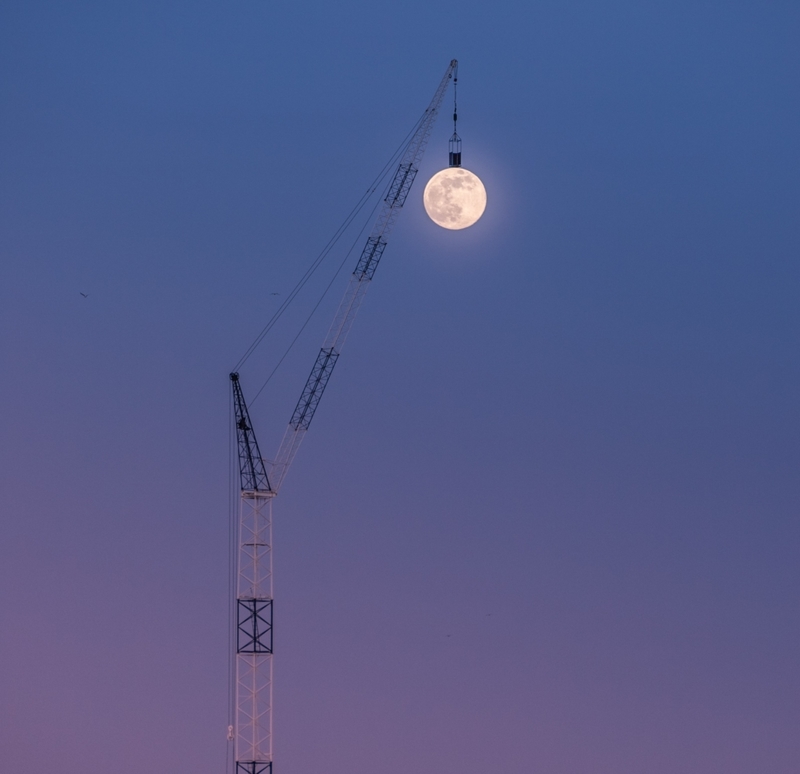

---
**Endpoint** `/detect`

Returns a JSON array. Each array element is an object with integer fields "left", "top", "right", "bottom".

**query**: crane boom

[
  {"left": 227, "top": 60, "right": 457, "bottom": 774},
  {"left": 270, "top": 58, "right": 458, "bottom": 491}
]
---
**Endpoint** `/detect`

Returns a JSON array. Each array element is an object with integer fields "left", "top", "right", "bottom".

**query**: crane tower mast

[{"left": 229, "top": 59, "right": 458, "bottom": 774}]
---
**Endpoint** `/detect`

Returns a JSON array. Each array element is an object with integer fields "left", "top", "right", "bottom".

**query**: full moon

[{"left": 423, "top": 167, "right": 487, "bottom": 230}]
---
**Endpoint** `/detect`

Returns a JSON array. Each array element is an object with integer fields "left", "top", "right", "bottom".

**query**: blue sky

[{"left": 1, "top": 1, "right": 799, "bottom": 772}]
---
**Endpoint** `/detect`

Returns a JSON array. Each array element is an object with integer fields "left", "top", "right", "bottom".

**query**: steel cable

[{"left": 232, "top": 108, "right": 428, "bottom": 373}]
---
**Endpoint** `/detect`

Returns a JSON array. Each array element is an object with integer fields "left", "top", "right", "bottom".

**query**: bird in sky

[
  {"left": 270, "top": 292, "right": 280, "bottom": 296},
  {"left": 79, "top": 292, "right": 88, "bottom": 298}
]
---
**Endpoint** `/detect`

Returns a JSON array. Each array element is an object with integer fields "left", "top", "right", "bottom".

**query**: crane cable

[
  {"left": 249, "top": 172, "right": 391, "bottom": 405},
  {"left": 453, "top": 64, "right": 458, "bottom": 132},
  {"left": 232, "top": 107, "right": 429, "bottom": 373},
  {"left": 226, "top": 388, "right": 235, "bottom": 774}
]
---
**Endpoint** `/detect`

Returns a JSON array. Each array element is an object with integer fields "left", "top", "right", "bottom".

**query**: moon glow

[{"left": 423, "top": 167, "right": 487, "bottom": 230}]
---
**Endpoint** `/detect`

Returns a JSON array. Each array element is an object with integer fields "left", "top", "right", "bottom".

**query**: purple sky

[{"left": 2, "top": 1, "right": 800, "bottom": 772}]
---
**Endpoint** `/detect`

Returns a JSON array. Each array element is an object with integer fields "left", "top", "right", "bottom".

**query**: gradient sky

[{"left": 2, "top": 1, "right": 800, "bottom": 772}]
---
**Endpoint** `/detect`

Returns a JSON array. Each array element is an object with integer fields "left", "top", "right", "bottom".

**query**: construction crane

[{"left": 228, "top": 59, "right": 458, "bottom": 774}]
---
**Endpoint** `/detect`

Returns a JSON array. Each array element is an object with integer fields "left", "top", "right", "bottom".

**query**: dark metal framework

[
  {"left": 237, "top": 763, "right": 272, "bottom": 774},
  {"left": 231, "top": 372, "right": 272, "bottom": 492},
  {"left": 289, "top": 348, "right": 340, "bottom": 431},
  {"left": 354, "top": 236, "right": 388, "bottom": 281},
  {"left": 449, "top": 132, "right": 462, "bottom": 167},
  {"left": 385, "top": 163, "right": 418, "bottom": 207},
  {"left": 237, "top": 599, "right": 273, "bottom": 654}
]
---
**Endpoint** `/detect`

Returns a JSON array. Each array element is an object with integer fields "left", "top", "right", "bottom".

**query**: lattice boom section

[
  {"left": 384, "top": 163, "right": 418, "bottom": 208},
  {"left": 354, "top": 236, "right": 388, "bottom": 281},
  {"left": 289, "top": 348, "right": 340, "bottom": 431}
]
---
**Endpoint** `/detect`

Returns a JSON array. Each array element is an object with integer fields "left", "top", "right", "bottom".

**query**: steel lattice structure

[
  {"left": 270, "top": 59, "right": 458, "bottom": 492},
  {"left": 231, "top": 373, "right": 274, "bottom": 774},
  {"left": 228, "top": 59, "right": 457, "bottom": 774}
]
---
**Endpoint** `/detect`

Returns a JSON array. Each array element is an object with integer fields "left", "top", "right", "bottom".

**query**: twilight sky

[{"left": 1, "top": 1, "right": 800, "bottom": 772}]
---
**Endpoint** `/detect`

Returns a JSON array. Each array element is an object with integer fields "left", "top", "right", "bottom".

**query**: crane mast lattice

[{"left": 229, "top": 59, "right": 458, "bottom": 774}]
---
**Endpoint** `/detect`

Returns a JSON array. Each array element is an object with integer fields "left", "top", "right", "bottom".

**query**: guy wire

[
  {"left": 226, "top": 387, "right": 235, "bottom": 774},
  {"left": 249, "top": 175, "right": 390, "bottom": 405},
  {"left": 232, "top": 107, "right": 428, "bottom": 372}
]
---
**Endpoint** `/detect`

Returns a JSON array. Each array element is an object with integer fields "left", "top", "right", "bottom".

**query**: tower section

[{"left": 231, "top": 373, "right": 274, "bottom": 774}]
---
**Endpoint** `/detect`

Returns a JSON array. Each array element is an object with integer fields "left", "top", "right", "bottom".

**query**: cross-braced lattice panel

[
  {"left": 238, "top": 599, "right": 273, "bottom": 653},
  {"left": 237, "top": 762, "right": 272, "bottom": 774}
]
